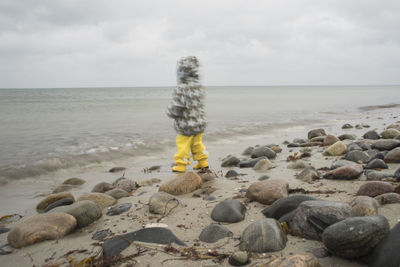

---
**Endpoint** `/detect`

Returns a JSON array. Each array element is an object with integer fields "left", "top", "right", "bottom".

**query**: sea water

[{"left": 0, "top": 85, "right": 399, "bottom": 182}]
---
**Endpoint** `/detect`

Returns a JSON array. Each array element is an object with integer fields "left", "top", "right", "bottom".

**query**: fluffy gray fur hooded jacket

[{"left": 167, "top": 56, "right": 206, "bottom": 136}]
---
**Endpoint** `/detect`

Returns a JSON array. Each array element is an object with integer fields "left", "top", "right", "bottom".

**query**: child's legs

[
  {"left": 191, "top": 133, "right": 208, "bottom": 161},
  {"left": 174, "top": 134, "right": 193, "bottom": 165}
]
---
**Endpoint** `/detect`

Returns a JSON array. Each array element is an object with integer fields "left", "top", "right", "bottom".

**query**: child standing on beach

[{"left": 167, "top": 56, "right": 209, "bottom": 173}]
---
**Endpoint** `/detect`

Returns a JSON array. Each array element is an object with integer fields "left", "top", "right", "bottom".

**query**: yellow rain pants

[{"left": 174, "top": 133, "right": 208, "bottom": 166}]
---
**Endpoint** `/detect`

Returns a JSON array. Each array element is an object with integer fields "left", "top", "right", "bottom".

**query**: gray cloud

[{"left": 0, "top": 0, "right": 399, "bottom": 87}]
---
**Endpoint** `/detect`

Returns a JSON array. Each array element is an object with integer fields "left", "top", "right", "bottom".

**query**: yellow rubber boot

[
  {"left": 173, "top": 134, "right": 193, "bottom": 173},
  {"left": 192, "top": 133, "right": 209, "bottom": 169}
]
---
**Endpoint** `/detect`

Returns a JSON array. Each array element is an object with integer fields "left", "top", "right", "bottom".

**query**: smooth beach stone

[
  {"left": 322, "top": 215, "right": 389, "bottom": 259},
  {"left": 365, "top": 170, "right": 392, "bottom": 180},
  {"left": 394, "top": 167, "right": 400, "bottom": 180},
  {"left": 228, "top": 251, "right": 249, "bottom": 266},
  {"left": 199, "top": 224, "right": 232, "bottom": 243},
  {"left": 109, "top": 167, "right": 126, "bottom": 173},
  {"left": 323, "top": 135, "right": 340, "bottom": 146},
  {"left": 221, "top": 155, "right": 240, "bottom": 167},
  {"left": 106, "top": 203, "right": 132, "bottom": 216},
  {"left": 225, "top": 169, "right": 240, "bottom": 178},
  {"left": 44, "top": 198, "right": 74, "bottom": 212},
  {"left": 331, "top": 159, "right": 357, "bottom": 169},
  {"left": 253, "top": 158, "right": 274, "bottom": 172},
  {"left": 262, "top": 254, "right": 321, "bottom": 267},
  {"left": 370, "top": 151, "right": 388, "bottom": 161},
  {"left": 375, "top": 193, "right": 400, "bottom": 205},
  {"left": 384, "top": 147, "right": 400, "bottom": 163},
  {"left": 356, "top": 181, "right": 394, "bottom": 197},
  {"left": 251, "top": 146, "right": 276, "bottom": 159},
  {"left": 0, "top": 228, "right": 10, "bottom": 235},
  {"left": 262, "top": 195, "right": 319, "bottom": 220},
  {"left": 105, "top": 188, "right": 130, "bottom": 199},
  {"left": 349, "top": 196, "right": 379, "bottom": 216},
  {"left": 239, "top": 156, "right": 267, "bottom": 168},
  {"left": 148, "top": 192, "right": 182, "bottom": 215},
  {"left": 242, "top": 146, "right": 254, "bottom": 156},
  {"left": 342, "top": 123, "right": 353, "bottom": 129},
  {"left": 367, "top": 148, "right": 381, "bottom": 159},
  {"left": 92, "top": 229, "right": 113, "bottom": 241},
  {"left": 159, "top": 171, "right": 202, "bottom": 195},
  {"left": 323, "top": 164, "right": 363, "bottom": 180},
  {"left": 387, "top": 123, "right": 400, "bottom": 130},
  {"left": 258, "top": 175, "right": 270, "bottom": 181},
  {"left": 7, "top": 213, "right": 77, "bottom": 248},
  {"left": 50, "top": 200, "right": 102, "bottom": 228},
  {"left": 269, "top": 145, "right": 282, "bottom": 153},
  {"left": 287, "top": 160, "right": 307, "bottom": 169},
  {"left": 370, "top": 222, "right": 400, "bottom": 267},
  {"left": 344, "top": 150, "right": 371, "bottom": 163},
  {"left": 323, "top": 141, "right": 347, "bottom": 156},
  {"left": 338, "top": 134, "right": 356, "bottom": 140},
  {"left": 92, "top": 182, "right": 114, "bottom": 193},
  {"left": 288, "top": 200, "right": 353, "bottom": 241},
  {"left": 354, "top": 141, "right": 371, "bottom": 150},
  {"left": 365, "top": 159, "right": 388, "bottom": 169},
  {"left": 103, "top": 227, "right": 186, "bottom": 256},
  {"left": 62, "top": 177, "right": 85, "bottom": 185},
  {"left": 52, "top": 184, "right": 75, "bottom": 194},
  {"left": 36, "top": 192, "right": 75, "bottom": 213},
  {"left": 137, "top": 178, "right": 162, "bottom": 187},
  {"left": 310, "top": 136, "right": 325, "bottom": 142},
  {"left": 363, "top": 130, "right": 381, "bottom": 140},
  {"left": 355, "top": 124, "right": 363, "bottom": 129},
  {"left": 239, "top": 218, "right": 287, "bottom": 253},
  {"left": 371, "top": 139, "right": 400, "bottom": 150},
  {"left": 211, "top": 199, "right": 246, "bottom": 223},
  {"left": 296, "top": 167, "right": 320, "bottom": 183},
  {"left": 245, "top": 179, "right": 289, "bottom": 205},
  {"left": 381, "top": 128, "right": 400, "bottom": 139},
  {"left": 293, "top": 138, "right": 307, "bottom": 144},
  {"left": 113, "top": 178, "right": 137, "bottom": 192},
  {"left": 287, "top": 143, "right": 300, "bottom": 147},
  {"left": 77, "top": 192, "right": 117, "bottom": 209},
  {"left": 307, "top": 128, "right": 326, "bottom": 140}
]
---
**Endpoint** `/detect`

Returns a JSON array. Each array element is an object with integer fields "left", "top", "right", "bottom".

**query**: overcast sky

[{"left": 1, "top": 0, "right": 399, "bottom": 88}]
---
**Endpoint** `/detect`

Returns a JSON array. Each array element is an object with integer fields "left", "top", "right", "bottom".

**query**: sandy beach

[{"left": 1, "top": 107, "right": 400, "bottom": 267}]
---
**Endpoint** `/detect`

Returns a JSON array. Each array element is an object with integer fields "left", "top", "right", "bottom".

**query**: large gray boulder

[
  {"left": 211, "top": 199, "right": 246, "bottom": 223},
  {"left": 50, "top": 200, "right": 102, "bottom": 228}
]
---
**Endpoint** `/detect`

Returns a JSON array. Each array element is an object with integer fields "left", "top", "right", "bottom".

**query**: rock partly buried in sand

[
  {"left": 371, "top": 139, "right": 400, "bottom": 151},
  {"left": 365, "top": 170, "right": 392, "bottom": 181},
  {"left": 394, "top": 168, "right": 400, "bottom": 180},
  {"left": 77, "top": 192, "right": 117, "bottom": 209},
  {"left": 92, "top": 229, "right": 113, "bottom": 241},
  {"left": 323, "top": 135, "right": 340, "bottom": 146},
  {"left": 323, "top": 164, "right": 363, "bottom": 180},
  {"left": 245, "top": 179, "right": 289, "bottom": 205},
  {"left": 250, "top": 146, "right": 276, "bottom": 159},
  {"left": 375, "top": 193, "right": 400, "bottom": 205},
  {"left": 366, "top": 159, "right": 388, "bottom": 169},
  {"left": 113, "top": 178, "right": 138, "bottom": 192},
  {"left": 105, "top": 188, "right": 129, "bottom": 199},
  {"left": 225, "top": 170, "right": 240, "bottom": 178},
  {"left": 370, "top": 151, "right": 388, "bottom": 161},
  {"left": 381, "top": 129, "right": 400, "bottom": 139},
  {"left": 50, "top": 200, "right": 102, "bottom": 228},
  {"left": 288, "top": 200, "right": 353, "bottom": 241},
  {"left": 370, "top": 222, "right": 400, "bottom": 267},
  {"left": 242, "top": 146, "right": 254, "bottom": 156},
  {"left": 322, "top": 215, "right": 389, "bottom": 259},
  {"left": 44, "top": 198, "right": 74, "bottom": 212},
  {"left": 296, "top": 167, "right": 320, "bottom": 182},
  {"left": 52, "top": 184, "right": 75, "bottom": 194},
  {"left": 148, "top": 192, "right": 183, "bottom": 215},
  {"left": 211, "top": 199, "right": 246, "bottom": 223},
  {"left": 109, "top": 167, "right": 126, "bottom": 173},
  {"left": 221, "top": 155, "right": 240, "bottom": 167},
  {"left": 239, "top": 156, "right": 267, "bottom": 168},
  {"left": 331, "top": 159, "right": 357, "bottom": 169},
  {"left": 262, "top": 254, "right": 321, "bottom": 267},
  {"left": 229, "top": 251, "right": 250, "bottom": 266},
  {"left": 239, "top": 218, "right": 287, "bottom": 253},
  {"left": 344, "top": 150, "right": 371, "bottom": 163},
  {"left": 159, "top": 172, "right": 202, "bottom": 195},
  {"left": 363, "top": 130, "right": 381, "bottom": 140},
  {"left": 338, "top": 134, "right": 356, "bottom": 140},
  {"left": 36, "top": 192, "right": 75, "bottom": 213},
  {"left": 7, "top": 213, "right": 77, "bottom": 248},
  {"left": 137, "top": 178, "right": 162, "bottom": 187},
  {"left": 308, "top": 128, "right": 326, "bottom": 140},
  {"left": 253, "top": 158, "right": 274, "bottom": 172},
  {"left": 323, "top": 141, "right": 347, "bottom": 156},
  {"left": 262, "top": 195, "right": 319, "bottom": 220},
  {"left": 384, "top": 147, "right": 400, "bottom": 163},
  {"left": 106, "top": 203, "right": 132, "bottom": 216},
  {"left": 342, "top": 123, "right": 353, "bottom": 129},
  {"left": 356, "top": 181, "right": 394, "bottom": 197},
  {"left": 349, "top": 196, "right": 379, "bottom": 216},
  {"left": 103, "top": 227, "right": 186, "bottom": 256},
  {"left": 62, "top": 177, "right": 85, "bottom": 185},
  {"left": 269, "top": 145, "right": 282, "bottom": 153},
  {"left": 199, "top": 224, "right": 232, "bottom": 243},
  {"left": 92, "top": 182, "right": 114, "bottom": 193}
]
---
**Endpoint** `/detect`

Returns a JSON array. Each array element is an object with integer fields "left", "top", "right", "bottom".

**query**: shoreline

[{"left": 0, "top": 107, "right": 399, "bottom": 266}]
